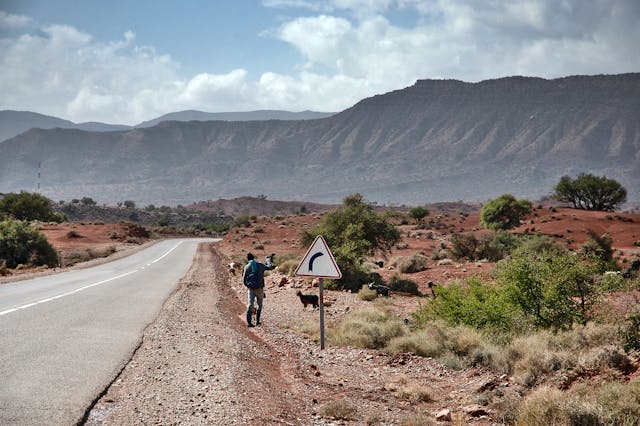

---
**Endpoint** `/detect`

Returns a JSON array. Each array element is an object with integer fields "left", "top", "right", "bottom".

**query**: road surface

[{"left": 0, "top": 238, "right": 218, "bottom": 425}]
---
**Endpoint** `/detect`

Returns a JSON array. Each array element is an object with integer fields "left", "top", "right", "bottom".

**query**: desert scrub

[
  {"left": 391, "top": 253, "right": 428, "bottom": 273},
  {"left": 385, "top": 321, "right": 499, "bottom": 369},
  {"left": 499, "top": 323, "right": 620, "bottom": 387},
  {"left": 319, "top": 400, "right": 357, "bottom": 421},
  {"left": 276, "top": 259, "right": 299, "bottom": 276},
  {"left": 517, "top": 379, "right": 640, "bottom": 426},
  {"left": 328, "top": 306, "right": 405, "bottom": 349},
  {"left": 358, "top": 284, "right": 379, "bottom": 301},
  {"left": 398, "top": 413, "right": 436, "bottom": 426},
  {"left": 388, "top": 274, "right": 421, "bottom": 295}
]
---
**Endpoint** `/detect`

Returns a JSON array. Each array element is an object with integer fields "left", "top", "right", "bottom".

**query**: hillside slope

[{"left": 1, "top": 74, "right": 638, "bottom": 205}]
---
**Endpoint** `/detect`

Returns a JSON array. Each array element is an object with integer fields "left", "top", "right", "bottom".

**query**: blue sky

[{"left": 1, "top": 0, "right": 639, "bottom": 125}]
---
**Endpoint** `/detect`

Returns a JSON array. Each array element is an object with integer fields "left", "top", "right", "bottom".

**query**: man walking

[{"left": 242, "top": 252, "right": 275, "bottom": 327}]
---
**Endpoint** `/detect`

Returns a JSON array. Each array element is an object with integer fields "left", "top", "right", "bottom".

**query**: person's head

[{"left": 247, "top": 252, "right": 255, "bottom": 261}]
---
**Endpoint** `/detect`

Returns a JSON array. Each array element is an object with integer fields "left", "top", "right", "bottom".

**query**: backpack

[{"left": 244, "top": 260, "right": 261, "bottom": 289}]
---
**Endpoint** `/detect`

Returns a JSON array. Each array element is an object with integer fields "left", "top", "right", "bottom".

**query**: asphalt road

[{"left": 0, "top": 238, "right": 219, "bottom": 425}]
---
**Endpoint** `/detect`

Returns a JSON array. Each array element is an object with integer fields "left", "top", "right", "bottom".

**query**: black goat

[{"left": 368, "top": 282, "right": 390, "bottom": 296}]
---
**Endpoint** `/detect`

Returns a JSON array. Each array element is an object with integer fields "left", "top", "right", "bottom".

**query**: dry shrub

[
  {"left": 277, "top": 259, "right": 299, "bottom": 276},
  {"left": 63, "top": 249, "right": 91, "bottom": 265},
  {"left": 517, "top": 386, "right": 569, "bottom": 426},
  {"left": 398, "top": 385, "right": 433, "bottom": 404},
  {"left": 517, "top": 380, "right": 640, "bottom": 426},
  {"left": 295, "top": 321, "right": 320, "bottom": 341},
  {"left": 595, "top": 379, "right": 640, "bottom": 424},
  {"left": 319, "top": 400, "right": 357, "bottom": 420},
  {"left": 498, "top": 323, "right": 619, "bottom": 387},
  {"left": 358, "top": 284, "right": 378, "bottom": 301},
  {"left": 391, "top": 253, "right": 428, "bottom": 273},
  {"left": 386, "top": 328, "right": 446, "bottom": 358},
  {"left": 386, "top": 321, "right": 498, "bottom": 370},
  {"left": 399, "top": 413, "right": 436, "bottom": 426},
  {"left": 328, "top": 306, "right": 405, "bottom": 349}
]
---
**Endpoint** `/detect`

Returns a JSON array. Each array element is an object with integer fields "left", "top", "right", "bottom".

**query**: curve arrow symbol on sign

[{"left": 309, "top": 252, "right": 324, "bottom": 271}]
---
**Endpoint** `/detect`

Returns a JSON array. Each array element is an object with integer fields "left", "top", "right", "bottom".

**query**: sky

[{"left": 1, "top": 0, "right": 639, "bottom": 125}]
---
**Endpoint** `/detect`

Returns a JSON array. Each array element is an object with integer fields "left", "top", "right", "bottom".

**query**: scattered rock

[
  {"left": 462, "top": 404, "right": 489, "bottom": 417},
  {"left": 435, "top": 408, "right": 452, "bottom": 421}
]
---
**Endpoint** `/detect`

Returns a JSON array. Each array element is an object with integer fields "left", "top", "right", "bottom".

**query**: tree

[
  {"left": 554, "top": 173, "right": 627, "bottom": 211},
  {"left": 123, "top": 200, "right": 136, "bottom": 209},
  {"left": 80, "top": 197, "right": 97, "bottom": 205},
  {"left": 480, "top": 194, "right": 532, "bottom": 230},
  {"left": 408, "top": 206, "right": 429, "bottom": 223},
  {"left": 0, "top": 219, "right": 58, "bottom": 268},
  {"left": 0, "top": 192, "right": 64, "bottom": 222},
  {"left": 301, "top": 194, "right": 400, "bottom": 290}
]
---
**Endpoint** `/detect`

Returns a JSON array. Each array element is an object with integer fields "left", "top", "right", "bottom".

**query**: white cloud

[
  {"left": 0, "top": 11, "right": 32, "bottom": 29},
  {"left": 274, "top": 0, "right": 640, "bottom": 83},
  {"left": 1, "top": 1, "right": 638, "bottom": 124}
]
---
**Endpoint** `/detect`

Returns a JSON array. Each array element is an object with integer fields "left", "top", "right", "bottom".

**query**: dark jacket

[{"left": 242, "top": 258, "right": 275, "bottom": 288}]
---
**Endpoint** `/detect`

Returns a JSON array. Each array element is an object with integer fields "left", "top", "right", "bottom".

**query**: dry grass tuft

[
  {"left": 328, "top": 306, "right": 405, "bottom": 349},
  {"left": 319, "top": 400, "right": 358, "bottom": 420},
  {"left": 358, "top": 284, "right": 379, "bottom": 301}
]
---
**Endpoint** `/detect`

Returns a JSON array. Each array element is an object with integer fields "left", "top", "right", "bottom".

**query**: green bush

[
  {"left": 480, "top": 194, "right": 532, "bottom": 230},
  {"left": 416, "top": 276, "right": 524, "bottom": 335},
  {"left": 497, "top": 246, "right": 601, "bottom": 329},
  {"left": 234, "top": 215, "right": 251, "bottom": 228},
  {"left": 476, "top": 231, "right": 521, "bottom": 261},
  {"left": 448, "top": 233, "right": 479, "bottom": 261},
  {"left": 0, "top": 219, "right": 58, "bottom": 268}
]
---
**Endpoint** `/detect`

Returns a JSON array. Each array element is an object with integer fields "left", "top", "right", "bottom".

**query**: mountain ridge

[{"left": 1, "top": 73, "right": 638, "bottom": 206}]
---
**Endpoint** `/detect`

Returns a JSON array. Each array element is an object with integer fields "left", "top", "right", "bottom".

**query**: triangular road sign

[{"left": 294, "top": 235, "right": 342, "bottom": 279}]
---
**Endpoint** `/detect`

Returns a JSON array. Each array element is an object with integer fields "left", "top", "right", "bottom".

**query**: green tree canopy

[
  {"left": 301, "top": 194, "right": 400, "bottom": 290},
  {"left": 480, "top": 194, "right": 532, "bottom": 230},
  {"left": 0, "top": 192, "right": 64, "bottom": 222},
  {"left": 554, "top": 173, "right": 627, "bottom": 211},
  {"left": 408, "top": 206, "right": 429, "bottom": 223}
]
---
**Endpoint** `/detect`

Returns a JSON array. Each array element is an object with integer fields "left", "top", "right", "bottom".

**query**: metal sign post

[
  {"left": 294, "top": 235, "right": 341, "bottom": 350},
  {"left": 319, "top": 278, "right": 325, "bottom": 349}
]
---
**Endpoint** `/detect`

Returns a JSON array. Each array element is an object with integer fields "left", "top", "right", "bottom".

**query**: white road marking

[{"left": 0, "top": 242, "right": 184, "bottom": 317}]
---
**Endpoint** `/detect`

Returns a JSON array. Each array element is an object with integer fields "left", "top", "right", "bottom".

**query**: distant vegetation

[
  {"left": 554, "top": 173, "right": 627, "bottom": 211},
  {"left": 0, "top": 192, "right": 66, "bottom": 223}
]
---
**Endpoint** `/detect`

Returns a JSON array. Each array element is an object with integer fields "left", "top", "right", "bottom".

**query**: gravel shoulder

[{"left": 85, "top": 243, "right": 501, "bottom": 425}]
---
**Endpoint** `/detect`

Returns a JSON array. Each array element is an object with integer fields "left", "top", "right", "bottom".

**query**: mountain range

[
  {"left": 1, "top": 73, "right": 638, "bottom": 206},
  {"left": 0, "top": 109, "right": 335, "bottom": 143}
]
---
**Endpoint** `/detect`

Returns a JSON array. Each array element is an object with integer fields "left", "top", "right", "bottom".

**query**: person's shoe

[{"left": 247, "top": 323, "right": 255, "bottom": 328}]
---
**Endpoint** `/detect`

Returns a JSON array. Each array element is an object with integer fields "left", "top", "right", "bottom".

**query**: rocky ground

[{"left": 84, "top": 242, "right": 503, "bottom": 425}]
